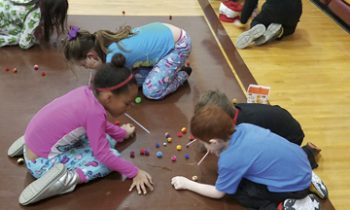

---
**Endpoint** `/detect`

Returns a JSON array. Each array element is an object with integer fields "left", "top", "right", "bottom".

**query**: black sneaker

[
  {"left": 281, "top": 194, "right": 321, "bottom": 210},
  {"left": 180, "top": 66, "right": 192, "bottom": 76}
]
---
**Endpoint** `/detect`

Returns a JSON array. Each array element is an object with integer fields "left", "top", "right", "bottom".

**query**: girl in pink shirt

[{"left": 16, "top": 55, "right": 154, "bottom": 205}]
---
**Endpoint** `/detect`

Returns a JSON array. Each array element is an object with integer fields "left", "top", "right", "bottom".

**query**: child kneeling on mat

[
  {"left": 172, "top": 105, "right": 327, "bottom": 210},
  {"left": 195, "top": 90, "right": 322, "bottom": 169},
  {"left": 64, "top": 22, "right": 192, "bottom": 100},
  {"left": 16, "top": 55, "right": 153, "bottom": 205}
]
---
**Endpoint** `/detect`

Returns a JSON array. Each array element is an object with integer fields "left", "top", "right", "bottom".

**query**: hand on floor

[
  {"left": 129, "top": 169, "right": 154, "bottom": 195},
  {"left": 171, "top": 176, "right": 190, "bottom": 190},
  {"left": 121, "top": 123, "right": 136, "bottom": 139}
]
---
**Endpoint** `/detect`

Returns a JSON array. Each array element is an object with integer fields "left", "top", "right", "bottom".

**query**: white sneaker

[
  {"left": 254, "top": 23, "right": 283, "bottom": 46},
  {"left": 236, "top": 24, "right": 266, "bottom": 49},
  {"left": 310, "top": 171, "right": 328, "bottom": 199},
  {"left": 7, "top": 136, "right": 25, "bottom": 157},
  {"left": 219, "top": 1, "right": 241, "bottom": 18},
  {"left": 19, "top": 164, "right": 79, "bottom": 205},
  {"left": 282, "top": 194, "right": 321, "bottom": 210}
]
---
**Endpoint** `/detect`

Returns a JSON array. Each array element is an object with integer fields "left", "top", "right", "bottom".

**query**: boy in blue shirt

[
  {"left": 195, "top": 90, "right": 321, "bottom": 169},
  {"left": 172, "top": 105, "right": 326, "bottom": 210}
]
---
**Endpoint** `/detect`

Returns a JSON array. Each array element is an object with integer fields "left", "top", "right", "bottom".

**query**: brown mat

[
  {"left": 0, "top": 16, "right": 246, "bottom": 210},
  {"left": 0, "top": 15, "right": 334, "bottom": 210}
]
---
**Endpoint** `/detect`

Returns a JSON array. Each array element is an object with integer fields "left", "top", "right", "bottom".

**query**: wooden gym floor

[{"left": 0, "top": 0, "right": 348, "bottom": 209}]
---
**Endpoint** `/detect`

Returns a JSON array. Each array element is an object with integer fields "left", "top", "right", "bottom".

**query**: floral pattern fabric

[{"left": 0, "top": 0, "right": 40, "bottom": 49}]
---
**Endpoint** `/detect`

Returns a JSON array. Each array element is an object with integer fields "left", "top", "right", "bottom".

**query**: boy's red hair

[{"left": 190, "top": 105, "right": 235, "bottom": 142}]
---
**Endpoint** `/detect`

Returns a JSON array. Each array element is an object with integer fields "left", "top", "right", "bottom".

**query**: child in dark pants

[
  {"left": 172, "top": 106, "right": 325, "bottom": 210},
  {"left": 195, "top": 90, "right": 320, "bottom": 169},
  {"left": 235, "top": 0, "right": 302, "bottom": 49}
]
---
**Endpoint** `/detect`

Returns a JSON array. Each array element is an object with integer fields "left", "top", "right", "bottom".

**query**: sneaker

[
  {"left": 7, "top": 136, "right": 25, "bottom": 157},
  {"left": 254, "top": 23, "right": 283, "bottom": 46},
  {"left": 310, "top": 171, "right": 328, "bottom": 199},
  {"left": 179, "top": 66, "right": 192, "bottom": 76},
  {"left": 219, "top": 14, "right": 240, "bottom": 23},
  {"left": 19, "top": 164, "right": 78, "bottom": 205},
  {"left": 219, "top": 1, "right": 242, "bottom": 19},
  {"left": 280, "top": 194, "right": 321, "bottom": 210},
  {"left": 236, "top": 24, "right": 266, "bottom": 49},
  {"left": 219, "top": 1, "right": 242, "bottom": 23}
]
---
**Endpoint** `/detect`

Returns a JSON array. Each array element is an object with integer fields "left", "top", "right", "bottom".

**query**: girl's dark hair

[
  {"left": 40, "top": 0, "right": 69, "bottom": 41},
  {"left": 14, "top": 0, "right": 68, "bottom": 42},
  {"left": 93, "top": 54, "right": 136, "bottom": 95}
]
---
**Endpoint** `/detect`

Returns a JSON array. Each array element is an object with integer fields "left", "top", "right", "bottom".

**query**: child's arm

[
  {"left": 106, "top": 122, "right": 135, "bottom": 141},
  {"left": 87, "top": 113, "right": 138, "bottom": 178},
  {"left": 171, "top": 176, "right": 225, "bottom": 199},
  {"left": 240, "top": 0, "right": 259, "bottom": 24},
  {"left": 105, "top": 121, "right": 128, "bottom": 141},
  {"left": 87, "top": 111, "right": 153, "bottom": 194},
  {"left": 18, "top": 8, "right": 41, "bottom": 49}
]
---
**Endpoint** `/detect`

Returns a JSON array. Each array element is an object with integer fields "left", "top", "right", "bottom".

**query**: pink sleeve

[
  {"left": 86, "top": 111, "right": 138, "bottom": 178},
  {"left": 106, "top": 121, "right": 127, "bottom": 142}
]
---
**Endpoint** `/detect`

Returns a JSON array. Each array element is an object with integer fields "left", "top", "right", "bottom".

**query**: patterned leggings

[
  {"left": 23, "top": 135, "right": 120, "bottom": 183},
  {"left": 142, "top": 30, "right": 192, "bottom": 99}
]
